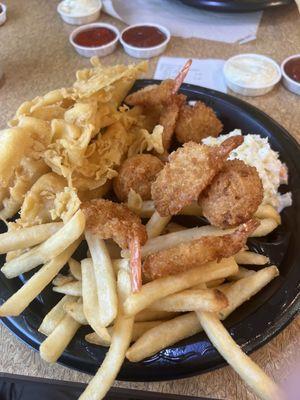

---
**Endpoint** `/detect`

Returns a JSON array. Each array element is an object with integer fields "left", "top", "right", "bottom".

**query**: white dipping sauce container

[
  {"left": 223, "top": 54, "right": 281, "bottom": 97},
  {"left": 57, "top": 0, "right": 102, "bottom": 25}
]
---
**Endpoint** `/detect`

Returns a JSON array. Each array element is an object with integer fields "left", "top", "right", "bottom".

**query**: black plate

[
  {"left": 0, "top": 80, "right": 300, "bottom": 382},
  {"left": 180, "top": 0, "right": 292, "bottom": 12}
]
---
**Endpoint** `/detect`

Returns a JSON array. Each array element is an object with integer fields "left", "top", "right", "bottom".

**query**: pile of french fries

[{"left": 0, "top": 201, "right": 285, "bottom": 400}]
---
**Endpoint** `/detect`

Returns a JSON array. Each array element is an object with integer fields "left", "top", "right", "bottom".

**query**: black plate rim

[
  {"left": 180, "top": 0, "right": 292, "bottom": 12},
  {"left": 0, "top": 80, "right": 300, "bottom": 382}
]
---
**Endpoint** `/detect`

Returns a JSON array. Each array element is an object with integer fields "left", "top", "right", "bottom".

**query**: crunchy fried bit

[
  {"left": 113, "top": 154, "right": 164, "bottom": 202},
  {"left": 125, "top": 80, "right": 176, "bottom": 107},
  {"left": 143, "top": 219, "right": 259, "bottom": 280},
  {"left": 81, "top": 199, "right": 147, "bottom": 249},
  {"left": 175, "top": 101, "right": 223, "bottom": 144},
  {"left": 159, "top": 94, "right": 186, "bottom": 152},
  {"left": 201, "top": 160, "right": 264, "bottom": 228},
  {"left": 152, "top": 136, "right": 244, "bottom": 217}
]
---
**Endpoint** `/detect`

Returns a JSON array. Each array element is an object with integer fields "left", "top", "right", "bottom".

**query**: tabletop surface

[{"left": 0, "top": 1, "right": 300, "bottom": 399}]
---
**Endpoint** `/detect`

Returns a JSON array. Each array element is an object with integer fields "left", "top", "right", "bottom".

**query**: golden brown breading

[
  {"left": 143, "top": 219, "right": 259, "bottom": 280},
  {"left": 81, "top": 199, "right": 147, "bottom": 249},
  {"left": 159, "top": 94, "right": 186, "bottom": 152},
  {"left": 175, "top": 101, "right": 223, "bottom": 144},
  {"left": 200, "top": 160, "right": 263, "bottom": 228},
  {"left": 125, "top": 80, "right": 176, "bottom": 107},
  {"left": 113, "top": 154, "right": 164, "bottom": 202},
  {"left": 151, "top": 136, "right": 244, "bottom": 217}
]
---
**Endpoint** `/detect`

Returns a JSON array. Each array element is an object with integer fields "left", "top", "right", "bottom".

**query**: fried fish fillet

[
  {"left": 175, "top": 101, "right": 223, "bottom": 144},
  {"left": 151, "top": 136, "right": 244, "bottom": 217},
  {"left": 81, "top": 199, "right": 147, "bottom": 249},
  {"left": 143, "top": 219, "right": 259, "bottom": 280},
  {"left": 200, "top": 159, "right": 264, "bottom": 228}
]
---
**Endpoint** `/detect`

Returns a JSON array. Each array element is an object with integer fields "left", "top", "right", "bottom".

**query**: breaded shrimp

[
  {"left": 151, "top": 136, "right": 244, "bottom": 217},
  {"left": 143, "top": 219, "right": 259, "bottom": 280},
  {"left": 159, "top": 94, "right": 186, "bottom": 152},
  {"left": 113, "top": 154, "right": 164, "bottom": 202},
  {"left": 175, "top": 101, "right": 223, "bottom": 144},
  {"left": 81, "top": 199, "right": 147, "bottom": 291},
  {"left": 126, "top": 60, "right": 191, "bottom": 153},
  {"left": 125, "top": 60, "right": 192, "bottom": 108},
  {"left": 125, "top": 80, "right": 176, "bottom": 107},
  {"left": 200, "top": 160, "right": 263, "bottom": 228}
]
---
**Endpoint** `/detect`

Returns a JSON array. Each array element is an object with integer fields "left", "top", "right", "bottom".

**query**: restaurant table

[{"left": 0, "top": 1, "right": 300, "bottom": 399}]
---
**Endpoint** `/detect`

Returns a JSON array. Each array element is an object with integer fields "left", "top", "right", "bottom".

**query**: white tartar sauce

[
  {"left": 224, "top": 55, "right": 279, "bottom": 87},
  {"left": 60, "top": 0, "right": 100, "bottom": 16}
]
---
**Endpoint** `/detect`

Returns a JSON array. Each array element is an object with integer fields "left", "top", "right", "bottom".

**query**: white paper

[
  {"left": 102, "top": 0, "right": 262, "bottom": 44},
  {"left": 154, "top": 57, "right": 227, "bottom": 93}
]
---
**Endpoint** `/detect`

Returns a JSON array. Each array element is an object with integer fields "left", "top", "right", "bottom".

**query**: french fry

[
  {"left": 40, "top": 312, "right": 81, "bottom": 363},
  {"left": 219, "top": 266, "right": 279, "bottom": 319},
  {"left": 145, "top": 210, "right": 171, "bottom": 239},
  {"left": 81, "top": 258, "right": 111, "bottom": 344},
  {"left": 1, "top": 210, "right": 85, "bottom": 279},
  {"left": 53, "top": 281, "right": 82, "bottom": 296},
  {"left": 0, "top": 222, "right": 63, "bottom": 254},
  {"left": 122, "top": 225, "right": 232, "bottom": 259},
  {"left": 135, "top": 309, "right": 178, "bottom": 322},
  {"left": 123, "top": 258, "right": 238, "bottom": 316},
  {"left": 79, "top": 268, "right": 134, "bottom": 400},
  {"left": 85, "top": 231, "right": 117, "bottom": 327},
  {"left": 250, "top": 218, "right": 278, "bottom": 237},
  {"left": 52, "top": 274, "right": 74, "bottom": 287},
  {"left": 0, "top": 240, "right": 80, "bottom": 317},
  {"left": 234, "top": 250, "right": 269, "bottom": 265},
  {"left": 255, "top": 204, "right": 281, "bottom": 225},
  {"left": 205, "top": 278, "right": 225, "bottom": 288},
  {"left": 127, "top": 266, "right": 279, "bottom": 362},
  {"left": 164, "top": 222, "right": 187, "bottom": 234},
  {"left": 64, "top": 300, "right": 88, "bottom": 325},
  {"left": 85, "top": 321, "right": 162, "bottom": 347},
  {"left": 196, "top": 311, "right": 283, "bottom": 400},
  {"left": 126, "top": 313, "right": 200, "bottom": 362},
  {"left": 68, "top": 258, "right": 82, "bottom": 281},
  {"left": 137, "top": 201, "right": 203, "bottom": 219},
  {"left": 148, "top": 288, "right": 228, "bottom": 313},
  {"left": 228, "top": 267, "right": 256, "bottom": 281},
  {"left": 112, "top": 258, "right": 130, "bottom": 275},
  {"left": 38, "top": 295, "right": 77, "bottom": 336}
]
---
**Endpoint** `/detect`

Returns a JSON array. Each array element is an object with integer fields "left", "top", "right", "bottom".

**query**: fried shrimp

[
  {"left": 81, "top": 199, "right": 147, "bottom": 291},
  {"left": 200, "top": 160, "right": 264, "bottom": 228},
  {"left": 113, "top": 154, "right": 164, "bottom": 202},
  {"left": 143, "top": 219, "right": 259, "bottom": 280},
  {"left": 125, "top": 60, "right": 191, "bottom": 153},
  {"left": 151, "top": 136, "right": 244, "bottom": 217},
  {"left": 159, "top": 94, "right": 186, "bottom": 152},
  {"left": 125, "top": 80, "right": 176, "bottom": 107},
  {"left": 175, "top": 101, "right": 223, "bottom": 144}
]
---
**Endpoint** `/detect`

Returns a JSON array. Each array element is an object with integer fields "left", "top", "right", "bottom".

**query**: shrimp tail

[
  {"left": 129, "top": 235, "right": 142, "bottom": 293},
  {"left": 172, "top": 59, "right": 192, "bottom": 95}
]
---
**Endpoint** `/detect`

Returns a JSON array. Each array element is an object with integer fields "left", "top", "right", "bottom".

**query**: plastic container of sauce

[
  {"left": 69, "top": 23, "right": 119, "bottom": 58},
  {"left": 281, "top": 54, "right": 300, "bottom": 96},
  {"left": 120, "top": 23, "right": 170, "bottom": 59},
  {"left": 57, "top": 0, "right": 102, "bottom": 25},
  {"left": 223, "top": 54, "right": 281, "bottom": 97},
  {"left": 0, "top": 2, "right": 7, "bottom": 26}
]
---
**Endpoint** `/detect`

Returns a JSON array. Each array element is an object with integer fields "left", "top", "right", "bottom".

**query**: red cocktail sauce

[
  {"left": 122, "top": 26, "right": 167, "bottom": 48},
  {"left": 74, "top": 27, "right": 116, "bottom": 48},
  {"left": 284, "top": 57, "right": 300, "bottom": 83}
]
